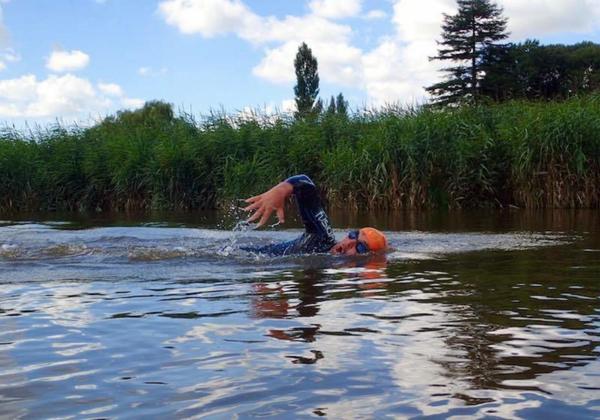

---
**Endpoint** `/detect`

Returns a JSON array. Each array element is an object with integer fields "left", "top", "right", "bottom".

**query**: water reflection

[
  {"left": 250, "top": 256, "right": 390, "bottom": 345},
  {"left": 242, "top": 244, "right": 600, "bottom": 416}
]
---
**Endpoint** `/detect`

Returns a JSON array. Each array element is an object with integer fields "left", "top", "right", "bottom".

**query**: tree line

[{"left": 294, "top": 0, "right": 600, "bottom": 111}]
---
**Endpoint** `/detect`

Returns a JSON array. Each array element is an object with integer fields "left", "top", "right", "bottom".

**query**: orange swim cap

[{"left": 359, "top": 227, "right": 388, "bottom": 252}]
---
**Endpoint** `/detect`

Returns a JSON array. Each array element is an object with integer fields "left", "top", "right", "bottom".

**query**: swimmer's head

[
  {"left": 359, "top": 227, "right": 388, "bottom": 252},
  {"left": 330, "top": 227, "right": 388, "bottom": 255}
]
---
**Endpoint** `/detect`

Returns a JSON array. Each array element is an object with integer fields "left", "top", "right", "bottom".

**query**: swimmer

[{"left": 243, "top": 174, "right": 388, "bottom": 256}]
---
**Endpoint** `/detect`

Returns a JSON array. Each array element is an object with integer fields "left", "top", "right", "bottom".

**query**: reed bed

[{"left": 0, "top": 96, "right": 598, "bottom": 212}]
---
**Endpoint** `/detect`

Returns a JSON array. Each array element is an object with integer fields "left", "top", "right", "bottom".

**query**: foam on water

[{"left": 0, "top": 222, "right": 569, "bottom": 265}]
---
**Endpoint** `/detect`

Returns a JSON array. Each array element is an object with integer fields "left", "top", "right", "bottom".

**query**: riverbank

[{"left": 1, "top": 96, "right": 599, "bottom": 212}]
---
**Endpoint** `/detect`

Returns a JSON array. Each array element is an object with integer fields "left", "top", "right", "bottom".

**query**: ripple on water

[{"left": 0, "top": 220, "right": 598, "bottom": 418}]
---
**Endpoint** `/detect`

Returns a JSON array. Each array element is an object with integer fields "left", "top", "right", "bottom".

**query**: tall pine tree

[
  {"left": 426, "top": 0, "right": 508, "bottom": 106},
  {"left": 294, "top": 43, "right": 320, "bottom": 119}
]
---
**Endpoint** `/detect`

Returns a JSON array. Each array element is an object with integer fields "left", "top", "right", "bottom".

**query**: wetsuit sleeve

[{"left": 286, "top": 175, "right": 334, "bottom": 237}]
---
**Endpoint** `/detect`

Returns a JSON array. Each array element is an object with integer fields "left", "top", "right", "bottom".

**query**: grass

[{"left": 0, "top": 96, "right": 598, "bottom": 213}]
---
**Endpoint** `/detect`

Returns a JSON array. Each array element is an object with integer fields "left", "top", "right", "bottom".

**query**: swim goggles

[{"left": 348, "top": 230, "right": 370, "bottom": 254}]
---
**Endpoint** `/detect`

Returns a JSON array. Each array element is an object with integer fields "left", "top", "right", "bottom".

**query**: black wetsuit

[{"left": 245, "top": 175, "right": 337, "bottom": 256}]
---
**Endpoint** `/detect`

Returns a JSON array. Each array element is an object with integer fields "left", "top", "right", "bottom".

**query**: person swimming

[{"left": 242, "top": 174, "right": 388, "bottom": 256}]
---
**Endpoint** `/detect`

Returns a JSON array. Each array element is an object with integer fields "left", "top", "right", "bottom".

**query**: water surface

[{"left": 0, "top": 210, "right": 598, "bottom": 418}]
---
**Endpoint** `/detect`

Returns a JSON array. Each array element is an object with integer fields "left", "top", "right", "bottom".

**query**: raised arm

[{"left": 286, "top": 175, "right": 333, "bottom": 236}]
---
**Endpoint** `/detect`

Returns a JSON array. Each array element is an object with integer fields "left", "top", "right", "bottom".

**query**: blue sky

[{"left": 0, "top": 0, "right": 599, "bottom": 125}]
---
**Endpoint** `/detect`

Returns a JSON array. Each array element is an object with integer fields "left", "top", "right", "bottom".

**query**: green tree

[
  {"left": 110, "top": 100, "right": 174, "bottom": 127},
  {"left": 326, "top": 95, "right": 337, "bottom": 115},
  {"left": 479, "top": 40, "right": 539, "bottom": 101},
  {"left": 480, "top": 41, "right": 600, "bottom": 101},
  {"left": 426, "top": 0, "right": 509, "bottom": 106},
  {"left": 313, "top": 97, "right": 324, "bottom": 115},
  {"left": 335, "top": 93, "right": 349, "bottom": 117},
  {"left": 294, "top": 42, "right": 320, "bottom": 119},
  {"left": 569, "top": 42, "right": 600, "bottom": 93},
  {"left": 325, "top": 93, "right": 348, "bottom": 117}
]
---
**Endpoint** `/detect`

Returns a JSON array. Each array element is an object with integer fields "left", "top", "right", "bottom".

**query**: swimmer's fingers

[
  {"left": 247, "top": 206, "right": 267, "bottom": 224},
  {"left": 244, "top": 194, "right": 262, "bottom": 203},
  {"left": 243, "top": 201, "right": 261, "bottom": 212},
  {"left": 244, "top": 194, "right": 260, "bottom": 204},
  {"left": 276, "top": 207, "right": 285, "bottom": 224},
  {"left": 247, "top": 205, "right": 275, "bottom": 228},
  {"left": 257, "top": 208, "right": 273, "bottom": 228}
]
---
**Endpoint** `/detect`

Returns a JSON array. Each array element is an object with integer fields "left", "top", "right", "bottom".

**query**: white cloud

[
  {"left": 308, "top": 0, "right": 362, "bottom": 19},
  {"left": 158, "top": 0, "right": 416, "bottom": 103},
  {"left": 97, "top": 82, "right": 123, "bottom": 97},
  {"left": 160, "top": 0, "right": 359, "bottom": 87},
  {"left": 122, "top": 97, "right": 145, "bottom": 108},
  {"left": 159, "top": 1, "right": 352, "bottom": 46},
  {"left": 357, "top": 0, "right": 455, "bottom": 104},
  {"left": 0, "top": 2, "right": 21, "bottom": 72},
  {"left": 252, "top": 40, "right": 362, "bottom": 86},
  {"left": 98, "top": 82, "right": 144, "bottom": 109},
  {"left": 251, "top": 43, "right": 297, "bottom": 84},
  {"left": 0, "top": 74, "right": 143, "bottom": 119},
  {"left": 280, "top": 99, "right": 296, "bottom": 113},
  {"left": 0, "top": 74, "right": 102, "bottom": 118},
  {"left": 243, "top": 14, "right": 351, "bottom": 45},
  {"left": 0, "top": 74, "right": 37, "bottom": 102},
  {"left": 392, "top": 0, "right": 454, "bottom": 43},
  {"left": 46, "top": 49, "right": 90, "bottom": 72},
  {"left": 158, "top": 0, "right": 257, "bottom": 37},
  {"left": 138, "top": 66, "right": 168, "bottom": 77},
  {"left": 250, "top": 98, "right": 296, "bottom": 115},
  {"left": 364, "top": 9, "right": 386, "bottom": 20},
  {"left": 159, "top": 0, "right": 600, "bottom": 107},
  {"left": 368, "top": 0, "right": 600, "bottom": 105},
  {"left": 0, "top": 5, "right": 8, "bottom": 45},
  {"left": 362, "top": 40, "right": 433, "bottom": 105},
  {"left": 391, "top": 0, "right": 600, "bottom": 43},
  {"left": 502, "top": 0, "right": 600, "bottom": 39},
  {"left": 2, "top": 49, "right": 19, "bottom": 62},
  {"left": 0, "top": 48, "right": 20, "bottom": 71}
]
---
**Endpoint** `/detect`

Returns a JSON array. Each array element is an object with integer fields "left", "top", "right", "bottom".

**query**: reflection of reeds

[{"left": 0, "top": 96, "right": 599, "bottom": 212}]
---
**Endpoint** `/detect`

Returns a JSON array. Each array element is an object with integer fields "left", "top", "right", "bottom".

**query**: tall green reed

[{"left": 0, "top": 97, "right": 598, "bottom": 213}]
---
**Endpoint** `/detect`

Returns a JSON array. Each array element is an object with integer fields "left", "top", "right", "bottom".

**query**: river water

[{"left": 0, "top": 210, "right": 598, "bottom": 418}]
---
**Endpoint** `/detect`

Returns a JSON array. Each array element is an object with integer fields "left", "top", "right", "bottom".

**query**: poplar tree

[
  {"left": 325, "top": 93, "right": 349, "bottom": 117},
  {"left": 335, "top": 93, "right": 348, "bottom": 117},
  {"left": 294, "top": 43, "right": 320, "bottom": 119},
  {"left": 426, "top": 0, "right": 508, "bottom": 106},
  {"left": 326, "top": 95, "right": 337, "bottom": 115}
]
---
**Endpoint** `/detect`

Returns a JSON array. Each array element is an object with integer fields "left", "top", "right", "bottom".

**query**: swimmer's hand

[{"left": 243, "top": 181, "right": 293, "bottom": 228}]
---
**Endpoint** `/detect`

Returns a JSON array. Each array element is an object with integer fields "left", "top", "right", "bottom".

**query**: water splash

[
  {"left": 217, "top": 218, "right": 259, "bottom": 257},
  {"left": 268, "top": 220, "right": 281, "bottom": 229},
  {"left": 216, "top": 198, "right": 285, "bottom": 256}
]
